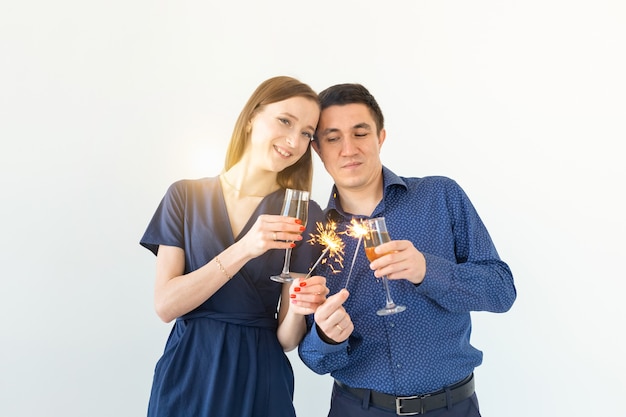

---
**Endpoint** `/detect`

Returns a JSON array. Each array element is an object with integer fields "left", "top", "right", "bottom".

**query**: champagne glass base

[
  {"left": 376, "top": 304, "right": 407, "bottom": 316},
  {"left": 270, "top": 274, "right": 295, "bottom": 283}
]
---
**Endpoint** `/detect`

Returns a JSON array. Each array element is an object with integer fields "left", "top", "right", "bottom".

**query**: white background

[{"left": 1, "top": 1, "right": 624, "bottom": 416}]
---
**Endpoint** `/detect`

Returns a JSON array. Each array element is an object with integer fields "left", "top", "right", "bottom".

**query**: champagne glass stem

[
  {"left": 382, "top": 276, "right": 397, "bottom": 309},
  {"left": 377, "top": 275, "right": 406, "bottom": 315},
  {"left": 280, "top": 247, "right": 293, "bottom": 276}
]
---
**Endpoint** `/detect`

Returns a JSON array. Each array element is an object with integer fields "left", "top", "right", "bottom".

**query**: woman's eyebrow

[{"left": 281, "top": 112, "right": 315, "bottom": 132}]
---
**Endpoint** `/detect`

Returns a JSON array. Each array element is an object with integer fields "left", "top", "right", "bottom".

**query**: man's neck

[{"left": 335, "top": 178, "right": 384, "bottom": 217}]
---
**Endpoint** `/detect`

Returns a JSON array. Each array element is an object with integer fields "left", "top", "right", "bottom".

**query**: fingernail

[
  {"left": 295, "top": 219, "right": 302, "bottom": 224},
  {"left": 294, "top": 287, "right": 301, "bottom": 292},
  {"left": 290, "top": 243, "right": 296, "bottom": 248},
  {"left": 299, "top": 226, "right": 306, "bottom": 231},
  {"left": 299, "top": 281, "right": 307, "bottom": 287},
  {"left": 290, "top": 294, "right": 296, "bottom": 298}
]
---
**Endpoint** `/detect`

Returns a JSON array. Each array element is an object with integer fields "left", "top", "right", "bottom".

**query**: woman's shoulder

[
  {"left": 166, "top": 176, "right": 219, "bottom": 194},
  {"left": 308, "top": 198, "right": 324, "bottom": 220}
]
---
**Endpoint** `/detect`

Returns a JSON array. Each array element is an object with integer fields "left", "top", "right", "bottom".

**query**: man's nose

[{"left": 341, "top": 138, "right": 358, "bottom": 155}]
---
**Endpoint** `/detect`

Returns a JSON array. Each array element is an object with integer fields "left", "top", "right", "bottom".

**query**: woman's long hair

[{"left": 224, "top": 76, "right": 319, "bottom": 191}]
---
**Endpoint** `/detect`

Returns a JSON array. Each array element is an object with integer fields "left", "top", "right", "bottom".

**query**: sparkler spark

[
  {"left": 343, "top": 218, "right": 369, "bottom": 289},
  {"left": 304, "top": 221, "right": 345, "bottom": 279},
  {"left": 345, "top": 218, "right": 369, "bottom": 239}
]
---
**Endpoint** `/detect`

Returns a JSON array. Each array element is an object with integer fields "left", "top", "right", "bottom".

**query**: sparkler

[
  {"left": 303, "top": 221, "right": 345, "bottom": 279},
  {"left": 343, "top": 219, "right": 369, "bottom": 289}
]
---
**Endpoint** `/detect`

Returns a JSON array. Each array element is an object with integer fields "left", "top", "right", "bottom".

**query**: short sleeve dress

[{"left": 140, "top": 177, "right": 324, "bottom": 417}]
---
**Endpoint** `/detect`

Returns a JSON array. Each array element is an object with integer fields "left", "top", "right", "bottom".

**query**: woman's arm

[
  {"left": 153, "top": 214, "right": 304, "bottom": 323},
  {"left": 153, "top": 242, "right": 254, "bottom": 323},
  {"left": 277, "top": 276, "right": 329, "bottom": 351}
]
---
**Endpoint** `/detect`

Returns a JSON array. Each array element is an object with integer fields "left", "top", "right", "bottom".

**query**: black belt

[{"left": 334, "top": 373, "right": 475, "bottom": 416}]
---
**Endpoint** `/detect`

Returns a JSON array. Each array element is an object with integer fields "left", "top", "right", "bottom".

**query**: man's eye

[
  {"left": 354, "top": 132, "right": 368, "bottom": 137},
  {"left": 326, "top": 137, "right": 339, "bottom": 143}
]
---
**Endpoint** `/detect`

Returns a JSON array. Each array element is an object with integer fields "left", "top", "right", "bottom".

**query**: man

[{"left": 299, "top": 83, "right": 516, "bottom": 417}]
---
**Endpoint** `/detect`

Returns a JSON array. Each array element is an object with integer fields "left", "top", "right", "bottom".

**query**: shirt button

[
  {"left": 390, "top": 323, "right": 395, "bottom": 328},
  {"left": 396, "top": 364, "right": 401, "bottom": 369}
]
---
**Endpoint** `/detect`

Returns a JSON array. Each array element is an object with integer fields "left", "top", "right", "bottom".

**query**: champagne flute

[
  {"left": 363, "top": 217, "right": 407, "bottom": 315},
  {"left": 270, "top": 188, "right": 309, "bottom": 283}
]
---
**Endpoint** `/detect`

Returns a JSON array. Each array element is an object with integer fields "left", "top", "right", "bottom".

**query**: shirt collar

[{"left": 325, "top": 166, "right": 407, "bottom": 220}]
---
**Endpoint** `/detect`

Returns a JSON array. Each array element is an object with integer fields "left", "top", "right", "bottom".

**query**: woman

[{"left": 140, "top": 76, "right": 328, "bottom": 417}]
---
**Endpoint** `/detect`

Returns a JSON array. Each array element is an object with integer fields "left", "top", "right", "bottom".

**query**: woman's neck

[{"left": 220, "top": 164, "right": 280, "bottom": 198}]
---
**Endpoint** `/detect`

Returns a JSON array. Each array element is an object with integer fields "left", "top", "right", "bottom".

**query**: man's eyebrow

[
  {"left": 354, "top": 122, "right": 372, "bottom": 130},
  {"left": 319, "top": 127, "right": 340, "bottom": 136},
  {"left": 319, "top": 123, "right": 372, "bottom": 136}
]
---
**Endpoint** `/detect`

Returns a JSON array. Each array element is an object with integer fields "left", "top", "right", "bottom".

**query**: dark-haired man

[{"left": 300, "top": 83, "right": 516, "bottom": 417}]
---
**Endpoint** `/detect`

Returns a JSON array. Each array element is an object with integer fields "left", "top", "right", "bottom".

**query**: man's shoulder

[
  {"left": 383, "top": 166, "right": 457, "bottom": 189},
  {"left": 399, "top": 175, "right": 459, "bottom": 190}
]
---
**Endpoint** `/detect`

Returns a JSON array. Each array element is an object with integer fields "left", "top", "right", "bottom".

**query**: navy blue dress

[{"left": 140, "top": 177, "right": 324, "bottom": 417}]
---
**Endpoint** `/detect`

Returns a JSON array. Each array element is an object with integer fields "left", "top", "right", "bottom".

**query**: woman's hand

[
  {"left": 237, "top": 214, "right": 306, "bottom": 258},
  {"left": 288, "top": 276, "right": 329, "bottom": 315},
  {"left": 277, "top": 275, "right": 329, "bottom": 351}
]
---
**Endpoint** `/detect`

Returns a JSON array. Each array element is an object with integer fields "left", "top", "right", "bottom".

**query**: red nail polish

[
  {"left": 299, "top": 226, "right": 306, "bottom": 231},
  {"left": 299, "top": 281, "right": 307, "bottom": 287},
  {"left": 295, "top": 219, "right": 302, "bottom": 224},
  {"left": 290, "top": 294, "right": 296, "bottom": 298},
  {"left": 290, "top": 243, "right": 296, "bottom": 248},
  {"left": 294, "top": 287, "right": 301, "bottom": 292}
]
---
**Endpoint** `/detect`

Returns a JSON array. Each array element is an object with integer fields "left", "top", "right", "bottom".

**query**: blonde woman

[{"left": 140, "top": 76, "right": 328, "bottom": 417}]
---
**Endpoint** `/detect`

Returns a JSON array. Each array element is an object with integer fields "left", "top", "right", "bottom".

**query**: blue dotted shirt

[{"left": 298, "top": 167, "right": 516, "bottom": 396}]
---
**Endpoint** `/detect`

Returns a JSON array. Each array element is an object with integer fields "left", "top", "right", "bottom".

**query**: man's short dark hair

[{"left": 318, "top": 83, "right": 385, "bottom": 134}]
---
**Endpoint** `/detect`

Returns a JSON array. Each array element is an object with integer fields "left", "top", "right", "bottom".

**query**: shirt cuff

[{"left": 309, "top": 322, "right": 349, "bottom": 354}]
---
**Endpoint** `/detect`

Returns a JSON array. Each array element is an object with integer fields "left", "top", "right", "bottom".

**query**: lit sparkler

[
  {"left": 304, "top": 221, "right": 345, "bottom": 279},
  {"left": 343, "top": 218, "right": 369, "bottom": 289}
]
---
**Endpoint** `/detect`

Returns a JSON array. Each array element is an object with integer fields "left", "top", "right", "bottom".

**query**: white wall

[{"left": 1, "top": 1, "right": 624, "bottom": 416}]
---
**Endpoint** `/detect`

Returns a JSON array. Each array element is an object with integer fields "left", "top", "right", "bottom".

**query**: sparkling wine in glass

[
  {"left": 363, "top": 217, "right": 407, "bottom": 315},
  {"left": 270, "top": 188, "right": 309, "bottom": 283}
]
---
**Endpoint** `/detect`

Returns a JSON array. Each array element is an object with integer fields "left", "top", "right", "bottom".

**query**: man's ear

[{"left": 378, "top": 128, "right": 387, "bottom": 148}]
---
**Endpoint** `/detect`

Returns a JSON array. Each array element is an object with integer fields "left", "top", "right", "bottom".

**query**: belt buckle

[{"left": 395, "top": 393, "right": 429, "bottom": 416}]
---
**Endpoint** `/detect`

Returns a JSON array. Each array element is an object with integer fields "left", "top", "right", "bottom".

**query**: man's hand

[
  {"left": 314, "top": 288, "right": 353, "bottom": 343},
  {"left": 369, "top": 240, "right": 426, "bottom": 285}
]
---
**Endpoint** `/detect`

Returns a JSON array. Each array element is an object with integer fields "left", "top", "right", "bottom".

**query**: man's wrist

[{"left": 316, "top": 323, "right": 342, "bottom": 345}]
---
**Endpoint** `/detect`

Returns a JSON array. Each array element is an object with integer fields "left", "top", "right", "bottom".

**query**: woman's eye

[
  {"left": 302, "top": 132, "right": 314, "bottom": 141},
  {"left": 279, "top": 118, "right": 291, "bottom": 126}
]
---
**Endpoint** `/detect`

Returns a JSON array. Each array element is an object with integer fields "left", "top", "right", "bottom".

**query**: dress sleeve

[{"left": 139, "top": 181, "right": 187, "bottom": 256}]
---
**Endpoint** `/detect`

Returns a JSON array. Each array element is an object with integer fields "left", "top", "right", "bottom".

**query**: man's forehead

[{"left": 318, "top": 103, "right": 374, "bottom": 130}]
